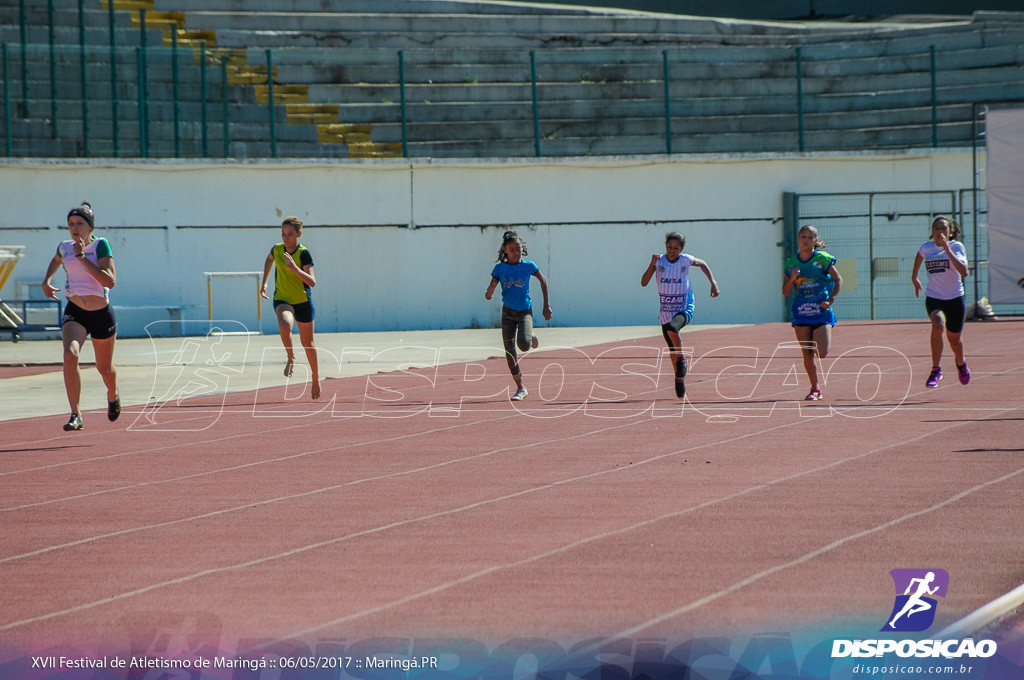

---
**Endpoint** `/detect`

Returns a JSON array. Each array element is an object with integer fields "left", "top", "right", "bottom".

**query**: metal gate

[{"left": 787, "top": 191, "right": 963, "bottom": 321}]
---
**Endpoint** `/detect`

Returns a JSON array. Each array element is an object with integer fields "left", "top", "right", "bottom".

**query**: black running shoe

[
  {"left": 674, "top": 356, "right": 687, "bottom": 398},
  {"left": 108, "top": 395, "right": 121, "bottom": 422},
  {"left": 64, "top": 413, "right": 84, "bottom": 431}
]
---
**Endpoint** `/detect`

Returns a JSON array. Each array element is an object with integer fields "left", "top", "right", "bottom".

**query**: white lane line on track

[
  {"left": 614, "top": 464, "right": 1024, "bottom": 639},
  {"left": 0, "top": 412, "right": 519, "bottom": 512},
  {"left": 1, "top": 404, "right": 992, "bottom": 637},
  {"left": 0, "top": 416, "right": 647, "bottom": 563},
  {"left": 262, "top": 405, "right": 1023, "bottom": 647}
]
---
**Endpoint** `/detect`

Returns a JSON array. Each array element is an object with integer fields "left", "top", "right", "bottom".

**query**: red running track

[{"left": 1, "top": 320, "right": 1022, "bottom": 661}]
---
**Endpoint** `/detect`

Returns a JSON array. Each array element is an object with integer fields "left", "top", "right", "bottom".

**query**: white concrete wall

[{"left": 0, "top": 150, "right": 974, "bottom": 336}]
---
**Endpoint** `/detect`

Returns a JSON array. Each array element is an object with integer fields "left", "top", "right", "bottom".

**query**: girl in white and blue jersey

[{"left": 641, "top": 231, "right": 720, "bottom": 399}]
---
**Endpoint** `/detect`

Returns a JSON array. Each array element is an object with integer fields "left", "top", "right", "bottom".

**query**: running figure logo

[{"left": 882, "top": 568, "right": 949, "bottom": 632}]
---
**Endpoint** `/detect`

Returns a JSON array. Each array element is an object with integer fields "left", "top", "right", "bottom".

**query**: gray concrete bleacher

[
  {"left": 0, "top": 8, "right": 133, "bottom": 32},
  {"left": 153, "top": 0, "right": 611, "bottom": 15},
  {"left": 2, "top": 1, "right": 1024, "bottom": 159},
  {"left": 294, "top": 14, "right": 1024, "bottom": 155}
]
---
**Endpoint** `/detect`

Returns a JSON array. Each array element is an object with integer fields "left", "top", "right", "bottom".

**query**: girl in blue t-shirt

[
  {"left": 782, "top": 224, "right": 843, "bottom": 401},
  {"left": 484, "top": 230, "right": 553, "bottom": 402}
]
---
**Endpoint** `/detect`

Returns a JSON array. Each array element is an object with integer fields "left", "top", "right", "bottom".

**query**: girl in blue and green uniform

[
  {"left": 782, "top": 224, "right": 843, "bottom": 401},
  {"left": 260, "top": 216, "right": 321, "bottom": 400}
]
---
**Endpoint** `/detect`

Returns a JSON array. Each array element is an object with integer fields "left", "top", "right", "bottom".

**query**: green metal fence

[
  {"left": 787, "top": 189, "right": 1024, "bottom": 320},
  {"left": 0, "top": 36, "right": 1004, "bottom": 160},
  {"left": 0, "top": 41, "right": 235, "bottom": 158}
]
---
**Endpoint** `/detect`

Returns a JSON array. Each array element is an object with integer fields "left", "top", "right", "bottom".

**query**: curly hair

[
  {"left": 931, "top": 215, "right": 961, "bottom": 241},
  {"left": 497, "top": 229, "right": 527, "bottom": 263},
  {"left": 665, "top": 231, "right": 686, "bottom": 250}
]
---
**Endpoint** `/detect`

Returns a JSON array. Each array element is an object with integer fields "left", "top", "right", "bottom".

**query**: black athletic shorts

[
  {"left": 925, "top": 296, "right": 966, "bottom": 334},
  {"left": 274, "top": 299, "right": 315, "bottom": 324},
  {"left": 661, "top": 311, "right": 691, "bottom": 348},
  {"left": 62, "top": 301, "right": 117, "bottom": 340}
]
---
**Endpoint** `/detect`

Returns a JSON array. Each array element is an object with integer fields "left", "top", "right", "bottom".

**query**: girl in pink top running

[{"left": 41, "top": 202, "right": 121, "bottom": 431}]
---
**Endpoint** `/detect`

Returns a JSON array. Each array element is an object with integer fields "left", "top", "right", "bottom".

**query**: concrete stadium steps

[
  {"left": 199, "top": 29, "right": 721, "bottom": 50},
  {"left": 225, "top": 23, "right": 1023, "bottom": 64},
  {"left": 98, "top": 0, "right": 217, "bottom": 48},
  {"left": 390, "top": 131, "right": 786, "bottom": 157},
  {"left": 299, "top": 66, "right": 1024, "bottom": 109},
  {"left": 172, "top": 11, "right": 790, "bottom": 36},
  {"left": 394, "top": 119, "right": 975, "bottom": 158},
  {"left": 3, "top": 136, "right": 86, "bottom": 157},
  {"left": 315, "top": 122, "right": 368, "bottom": 142},
  {"left": 256, "top": 44, "right": 799, "bottom": 66},
  {"left": 288, "top": 103, "right": 339, "bottom": 125},
  {"left": 13, "top": 98, "right": 249, "bottom": 125},
  {"left": 252, "top": 40, "right": 1022, "bottom": 83},
  {"left": 12, "top": 89, "right": 259, "bottom": 120},
  {"left": 141, "top": 1, "right": 1011, "bottom": 45},
  {"left": 799, "top": 43, "right": 1024, "bottom": 77},
  {"left": 363, "top": 103, "right": 978, "bottom": 153},
  {"left": 0, "top": 7, "right": 133, "bottom": 30},
  {"left": 371, "top": 103, "right": 979, "bottom": 143},
  {"left": 4, "top": 112, "right": 317, "bottom": 142},
  {"left": 0, "top": 25, "right": 165, "bottom": 46},
  {"left": 346, "top": 143, "right": 404, "bottom": 159},
  {"left": 150, "top": 0, "right": 610, "bottom": 16},
  {"left": 9, "top": 61, "right": 242, "bottom": 117},
  {"left": 253, "top": 84, "right": 310, "bottom": 104},
  {"left": 201, "top": 21, "right": 1024, "bottom": 52},
  {"left": 4, "top": 2, "right": 1024, "bottom": 160},
  {"left": 267, "top": 58, "right": 797, "bottom": 86},
  {"left": 318, "top": 87, "right": 995, "bottom": 127},
  {"left": 126, "top": 9, "right": 186, "bottom": 37},
  {"left": 16, "top": 99, "right": 347, "bottom": 132},
  {"left": 3, "top": 118, "right": 358, "bottom": 159},
  {"left": 791, "top": 23, "right": 1024, "bottom": 54},
  {"left": 204, "top": 10, "right": 1021, "bottom": 51},
  {"left": 15, "top": 59, "right": 225, "bottom": 92},
  {"left": 101, "top": 0, "right": 156, "bottom": 10}
]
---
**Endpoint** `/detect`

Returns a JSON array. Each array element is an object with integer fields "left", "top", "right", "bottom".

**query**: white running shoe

[{"left": 511, "top": 387, "right": 528, "bottom": 402}]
